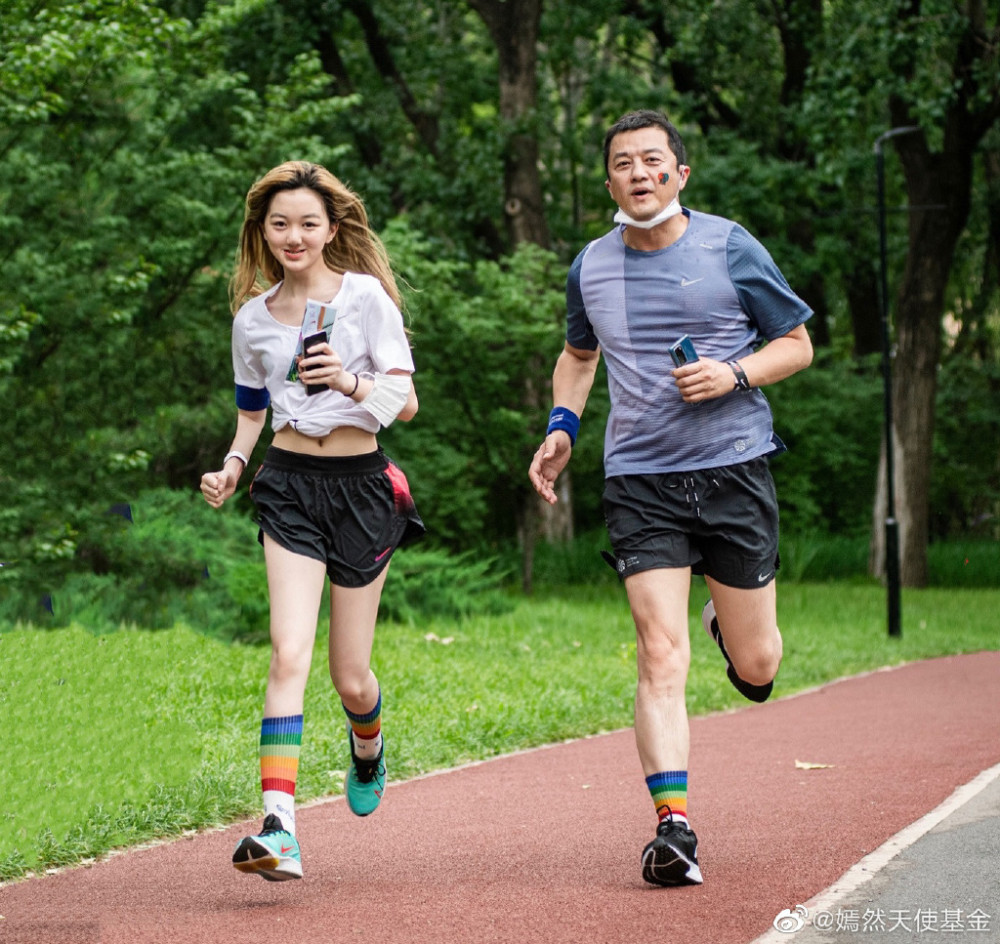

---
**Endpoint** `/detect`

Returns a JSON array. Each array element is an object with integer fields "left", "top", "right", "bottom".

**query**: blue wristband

[{"left": 546, "top": 406, "right": 580, "bottom": 446}]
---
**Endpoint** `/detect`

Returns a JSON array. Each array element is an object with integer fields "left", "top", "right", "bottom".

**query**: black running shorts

[
  {"left": 250, "top": 446, "right": 425, "bottom": 588},
  {"left": 602, "top": 457, "right": 780, "bottom": 589}
]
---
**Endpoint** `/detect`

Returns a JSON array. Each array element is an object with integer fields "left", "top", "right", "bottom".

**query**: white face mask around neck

[{"left": 613, "top": 197, "right": 683, "bottom": 230}]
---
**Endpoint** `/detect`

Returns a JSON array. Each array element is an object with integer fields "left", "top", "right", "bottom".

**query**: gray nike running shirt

[{"left": 566, "top": 209, "right": 812, "bottom": 477}]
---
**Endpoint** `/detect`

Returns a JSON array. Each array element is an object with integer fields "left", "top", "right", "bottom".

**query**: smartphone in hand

[
  {"left": 669, "top": 335, "right": 699, "bottom": 368},
  {"left": 301, "top": 331, "right": 328, "bottom": 396}
]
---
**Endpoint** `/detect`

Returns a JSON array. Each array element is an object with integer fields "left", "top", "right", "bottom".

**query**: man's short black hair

[{"left": 603, "top": 110, "right": 687, "bottom": 173}]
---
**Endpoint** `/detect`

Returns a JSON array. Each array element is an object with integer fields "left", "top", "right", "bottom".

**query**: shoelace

[
  {"left": 658, "top": 807, "right": 692, "bottom": 836},
  {"left": 354, "top": 755, "right": 383, "bottom": 783},
  {"left": 260, "top": 814, "right": 289, "bottom": 837}
]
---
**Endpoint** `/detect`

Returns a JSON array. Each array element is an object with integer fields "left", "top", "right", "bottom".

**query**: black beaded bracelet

[{"left": 729, "top": 360, "right": 751, "bottom": 391}]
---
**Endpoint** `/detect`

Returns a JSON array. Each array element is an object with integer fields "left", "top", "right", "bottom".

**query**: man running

[{"left": 529, "top": 109, "right": 813, "bottom": 886}]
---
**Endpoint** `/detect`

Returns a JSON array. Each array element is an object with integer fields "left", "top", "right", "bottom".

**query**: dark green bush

[
  {"left": 766, "top": 351, "right": 882, "bottom": 536},
  {"left": 931, "top": 357, "right": 1000, "bottom": 541},
  {"left": 531, "top": 528, "right": 619, "bottom": 588},
  {"left": 378, "top": 546, "right": 513, "bottom": 624},
  {"left": 0, "top": 487, "right": 513, "bottom": 636},
  {"left": 0, "top": 488, "right": 268, "bottom": 638}
]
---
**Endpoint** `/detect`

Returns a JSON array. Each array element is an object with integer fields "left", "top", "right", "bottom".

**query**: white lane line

[{"left": 752, "top": 761, "right": 1000, "bottom": 943}]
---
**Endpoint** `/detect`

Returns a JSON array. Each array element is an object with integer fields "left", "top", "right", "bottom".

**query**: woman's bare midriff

[{"left": 272, "top": 424, "right": 378, "bottom": 457}]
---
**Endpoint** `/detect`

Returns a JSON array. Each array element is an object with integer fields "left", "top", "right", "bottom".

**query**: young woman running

[{"left": 201, "top": 161, "right": 423, "bottom": 881}]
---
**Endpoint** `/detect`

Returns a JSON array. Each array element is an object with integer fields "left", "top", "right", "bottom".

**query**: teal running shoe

[
  {"left": 346, "top": 734, "right": 386, "bottom": 816},
  {"left": 232, "top": 814, "right": 303, "bottom": 881}
]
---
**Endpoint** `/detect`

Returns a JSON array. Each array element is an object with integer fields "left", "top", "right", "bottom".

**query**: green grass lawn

[{"left": 1, "top": 579, "right": 997, "bottom": 881}]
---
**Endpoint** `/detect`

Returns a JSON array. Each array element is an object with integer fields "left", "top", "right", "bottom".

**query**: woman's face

[{"left": 261, "top": 187, "right": 337, "bottom": 273}]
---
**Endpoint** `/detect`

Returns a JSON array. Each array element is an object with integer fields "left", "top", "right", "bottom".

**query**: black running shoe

[
  {"left": 641, "top": 817, "right": 703, "bottom": 887},
  {"left": 701, "top": 600, "right": 773, "bottom": 703}
]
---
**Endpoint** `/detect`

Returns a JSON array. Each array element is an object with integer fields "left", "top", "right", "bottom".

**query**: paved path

[
  {"left": 1, "top": 651, "right": 997, "bottom": 944},
  {"left": 753, "top": 769, "right": 1000, "bottom": 943}
]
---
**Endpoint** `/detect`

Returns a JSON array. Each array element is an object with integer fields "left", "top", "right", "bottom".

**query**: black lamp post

[{"left": 873, "top": 126, "right": 918, "bottom": 639}]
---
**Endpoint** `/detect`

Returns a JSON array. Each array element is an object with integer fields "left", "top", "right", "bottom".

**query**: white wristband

[
  {"left": 223, "top": 450, "right": 248, "bottom": 469},
  {"left": 360, "top": 373, "right": 411, "bottom": 427}
]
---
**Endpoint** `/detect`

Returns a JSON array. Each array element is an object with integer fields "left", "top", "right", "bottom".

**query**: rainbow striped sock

[
  {"left": 260, "top": 714, "right": 303, "bottom": 834},
  {"left": 343, "top": 690, "right": 382, "bottom": 761},
  {"left": 646, "top": 770, "right": 689, "bottom": 826}
]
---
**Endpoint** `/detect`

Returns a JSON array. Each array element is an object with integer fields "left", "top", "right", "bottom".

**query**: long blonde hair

[{"left": 229, "top": 161, "right": 401, "bottom": 314}]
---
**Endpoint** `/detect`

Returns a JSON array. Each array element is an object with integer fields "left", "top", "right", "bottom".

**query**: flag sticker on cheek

[{"left": 658, "top": 172, "right": 670, "bottom": 185}]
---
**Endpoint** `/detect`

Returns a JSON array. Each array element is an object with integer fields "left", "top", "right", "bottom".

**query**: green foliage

[
  {"left": 766, "top": 351, "right": 883, "bottom": 535},
  {"left": 767, "top": 347, "right": 999, "bottom": 548},
  {"left": 381, "top": 225, "right": 567, "bottom": 547},
  {"left": 928, "top": 540, "right": 1000, "bottom": 587},
  {"left": 378, "top": 547, "right": 513, "bottom": 623},
  {"left": 0, "top": 488, "right": 268, "bottom": 636},
  {"left": 532, "top": 527, "right": 1000, "bottom": 591},
  {"left": 0, "top": 487, "right": 514, "bottom": 636},
  {"left": 0, "top": 1, "right": 359, "bottom": 605},
  {"left": 0, "top": 0, "right": 997, "bottom": 605},
  {"left": 931, "top": 355, "right": 1000, "bottom": 540},
  {"left": 779, "top": 533, "right": 874, "bottom": 584},
  {"left": 531, "top": 528, "right": 620, "bottom": 587}
]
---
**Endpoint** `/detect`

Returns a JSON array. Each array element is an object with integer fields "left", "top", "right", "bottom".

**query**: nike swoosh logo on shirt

[{"left": 681, "top": 277, "right": 704, "bottom": 287}]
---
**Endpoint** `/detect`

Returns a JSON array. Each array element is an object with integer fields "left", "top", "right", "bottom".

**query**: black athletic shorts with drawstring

[
  {"left": 250, "top": 446, "right": 425, "bottom": 588},
  {"left": 602, "top": 457, "right": 780, "bottom": 589}
]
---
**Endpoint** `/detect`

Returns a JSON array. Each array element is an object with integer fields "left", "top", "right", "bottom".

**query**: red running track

[{"left": 1, "top": 651, "right": 998, "bottom": 944}]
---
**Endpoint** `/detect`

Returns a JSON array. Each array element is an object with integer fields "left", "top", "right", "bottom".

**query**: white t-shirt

[{"left": 232, "top": 272, "right": 415, "bottom": 437}]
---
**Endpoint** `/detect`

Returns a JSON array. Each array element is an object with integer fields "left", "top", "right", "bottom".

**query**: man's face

[{"left": 605, "top": 127, "right": 689, "bottom": 221}]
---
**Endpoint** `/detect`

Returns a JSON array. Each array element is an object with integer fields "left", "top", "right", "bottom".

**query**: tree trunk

[
  {"left": 470, "top": 0, "right": 572, "bottom": 592},
  {"left": 869, "top": 0, "right": 998, "bottom": 587},
  {"left": 870, "top": 128, "right": 974, "bottom": 585},
  {"left": 470, "top": 0, "right": 551, "bottom": 250}
]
